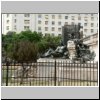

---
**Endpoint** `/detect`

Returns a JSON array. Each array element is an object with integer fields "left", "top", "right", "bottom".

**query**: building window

[
  {"left": 72, "top": 16, "right": 75, "bottom": 20},
  {"left": 38, "top": 27, "right": 41, "bottom": 31},
  {"left": 78, "top": 16, "right": 81, "bottom": 20},
  {"left": 14, "top": 25, "right": 17, "bottom": 30},
  {"left": 65, "top": 22, "right": 68, "bottom": 25},
  {"left": 24, "top": 14, "right": 30, "bottom": 17},
  {"left": 84, "top": 29, "right": 87, "bottom": 32},
  {"left": 52, "top": 15, "right": 55, "bottom": 19},
  {"left": 91, "top": 23, "right": 94, "bottom": 27},
  {"left": 24, "top": 20, "right": 30, "bottom": 24},
  {"left": 38, "top": 14, "right": 42, "bottom": 18},
  {"left": 58, "top": 14, "right": 62, "bottom": 19},
  {"left": 45, "top": 27, "right": 48, "bottom": 31},
  {"left": 45, "top": 15, "right": 48, "bottom": 19},
  {"left": 6, "top": 20, "right": 9, "bottom": 24},
  {"left": 6, "top": 26, "right": 9, "bottom": 30},
  {"left": 24, "top": 26, "right": 30, "bottom": 30},
  {"left": 84, "top": 17, "right": 88, "bottom": 21},
  {"left": 38, "top": 20, "right": 41, "bottom": 24},
  {"left": 58, "top": 22, "right": 61, "bottom": 25},
  {"left": 7, "top": 14, "right": 9, "bottom": 17},
  {"left": 65, "top": 16, "right": 68, "bottom": 19},
  {"left": 45, "top": 21, "right": 48, "bottom": 25},
  {"left": 58, "top": 28, "right": 61, "bottom": 32},
  {"left": 91, "top": 14, "right": 94, "bottom": 16},
  {"left": 84, "top": 23, "right": 87, "bottom": 26},
  {"left": 52, "top": 21, "right": 55, "bottom": 25},
  {"left": 14, "top": 19, "right": 17, "bottom": 23},
  {"left": 52, "top": 27, "right": 55, "bottom": 31},
  {"left": 91, "top": 29, "right": 94, "bottom": 33},
  {"left": 91, "top": 17, "right": 94, "bottom": 21},
  {"left": 58, "top": 34, "right": 61, "bottom": 37}
]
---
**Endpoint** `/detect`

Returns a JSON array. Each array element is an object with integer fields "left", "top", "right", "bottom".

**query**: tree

[
  {"left": 2, "top": 31, "right": 62, "bottom": 84},
  {"left": 43, "top": 35, "right": 61, "bottom": 49},
  {"left": 18, "top": 30, "right": 42, "bottom": 42},
  {"left": 9, "top": 40, "right": 39, "bottom": 85},
  {"left": 2, "top": 31, "right": 42, "bottom": 60},
  {"left": 9, "top": 40, "right": 38, "bottom": 62},
  {"left": 2, "top": 31, "right": 61, "bottom": 60}
]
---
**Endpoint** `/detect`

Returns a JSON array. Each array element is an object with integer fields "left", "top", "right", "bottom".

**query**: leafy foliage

[
  {"left": 2, "top": 31, "right": 61, "bottom": 62},
  {"left": 11, "top": 40, "right": 38, "bottom": 62}
]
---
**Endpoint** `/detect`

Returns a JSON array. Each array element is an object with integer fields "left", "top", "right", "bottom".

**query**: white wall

[
  {"left": 2, "top": 14, "right": 98, "bottom": 36},
  {"left": 2, "top": 14, "right": 13, "bottom": 34}
]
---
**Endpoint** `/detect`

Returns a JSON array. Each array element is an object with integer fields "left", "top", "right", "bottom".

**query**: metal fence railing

[{"left": 1, "top": 60, "right": 98, "bottom": 86}]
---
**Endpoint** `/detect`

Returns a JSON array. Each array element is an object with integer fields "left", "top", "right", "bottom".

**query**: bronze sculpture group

[{"left": 41, "top": 23, "right": 96, "bottom": 63}]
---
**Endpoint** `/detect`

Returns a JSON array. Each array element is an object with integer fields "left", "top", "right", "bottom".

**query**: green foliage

[
  {"left": 9, "top": 40, "right": 38, "bottom": 62},
  {"left": 18, "top": 30, "right": 42, "bottom": 42},
  {"left": 43, "top": 35, "right": 61, "bottom": 49},
  {"left": 2, "top": 30, "right": 61, "bottom": 61},
  {"left": 37, "top": 39, "right": 48, "bottom": 53}
]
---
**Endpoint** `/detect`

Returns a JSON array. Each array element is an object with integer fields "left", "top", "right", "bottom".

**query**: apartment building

[
  {"left": 2, "top": 14, "right": 98, "bottom": 36},
  {"left": 2, "top": 14, "right": 35, "bottom": 34}
]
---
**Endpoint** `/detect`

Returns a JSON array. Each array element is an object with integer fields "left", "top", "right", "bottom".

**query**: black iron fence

[{"left": 1, "top": 60, "right": 98, "bottom": 86}]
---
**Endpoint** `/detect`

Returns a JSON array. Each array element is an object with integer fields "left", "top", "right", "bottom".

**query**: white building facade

[
  {"left": 82, "top": 33, "right": 98, "bottom": 61},
  {"left": 2, "top": 14, "right": 98, "bottom": 36}
]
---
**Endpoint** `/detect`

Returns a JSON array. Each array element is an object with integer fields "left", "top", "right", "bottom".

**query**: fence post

[
  {"left": 6, "top": 60, "right": 9, "bottom": 86},
  {"left": 97, "top": 61, "right": 98, "bottom": 86},
  {"left": 54, "top": 60, "right": 56, "bottom": 86}
]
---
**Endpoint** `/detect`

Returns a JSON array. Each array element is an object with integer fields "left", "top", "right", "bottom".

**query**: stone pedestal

[{"left": 67, "top": 40, "right": 76, "bottom": 60}]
